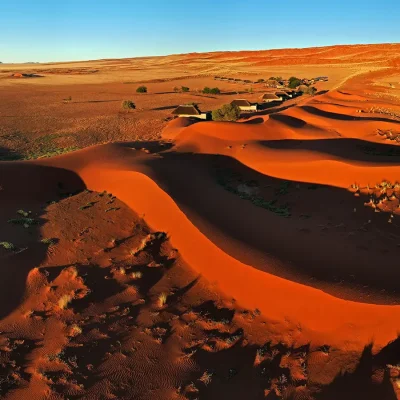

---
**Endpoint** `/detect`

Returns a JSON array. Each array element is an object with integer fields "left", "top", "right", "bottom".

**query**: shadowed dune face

[
  {"left": 260, "top": 138, "right": 400, "bottom": 163},
  {"left": 0, "top": 162, "right": 86, "bottom": 318}
]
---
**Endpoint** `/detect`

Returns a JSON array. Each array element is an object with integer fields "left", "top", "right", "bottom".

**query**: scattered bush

[
  {"left": 136, "top": 86, "right": 147, "bottom": 93},
  {"left": 8, "top": 217, "right": 38, "bottom": 227},
  {"left": 212, "top": 103, "right": 241, "bottom": 122},
  {"left": 181, "top": 86, "right": 190, "bottom": 92},
  {"left": 173, "top": 86, "right": 180, "bottom": 92},
  {"left": 288, "top": 77, "right": 301, "bottom": 89},
  {"left": 41, "top": 238, "right": 57, "bottom": 246},
  {"left": 269, "top": 76, "right": 282, "bottom": 81},
  {"left": 0, "top": 241, "right": 15, "bottom": 250},
  {"left": 203, "top": 87, "right": 221, "bottom": 95},
  {"left": 122, "top": 100, "right": 136, "bottom": 110},
  {"left": 79, "top": 202, "right": 96, "bottom": 210},
  {"left": 17, "top": 209, "right": 30, "bottom": 217},
  {"left": 257, "top": 78, "right": 265, "bottom": 83}
]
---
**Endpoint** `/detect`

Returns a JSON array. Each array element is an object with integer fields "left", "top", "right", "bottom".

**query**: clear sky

[{"left": 1, "top": 0, "right": 399, "bottom": 63}]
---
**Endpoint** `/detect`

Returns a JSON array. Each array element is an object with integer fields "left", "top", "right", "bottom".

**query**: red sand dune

[{"left": 2, "top": 44, "right": 400, "bottom": 399}]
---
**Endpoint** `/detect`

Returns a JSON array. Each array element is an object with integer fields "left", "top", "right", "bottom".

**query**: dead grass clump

[
  {"left": 68, "top": 324, "right": 82, "bottom": 337},
  {"left": 158, "top": 292, "right": 168, "bottom": 308},
  {"left": 41, "top": 238, "right": 57, "bottom": 246},
  {"left": 198, "top": 370, "right": 213, "bottom": 386},
  {"left": 58, "top": 293, "right": 74, "bottom": 309},
  {"left": 131, "top": 271, "right": 143, "bottom": 279},
  {"left": 79, "top": 202, "right": 96, "bottom": 210},
  {"left": 122, "top": 100, "right": 136, "bottom": 110}
]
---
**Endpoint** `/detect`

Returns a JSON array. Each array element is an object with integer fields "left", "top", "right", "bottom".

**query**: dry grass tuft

[
  {"left": 58, "top": 293, "right": 74, "bottom": 309},
  {"left": 158, "top": 292, "right": 168, "bottom": 308},
  {"left": 131, "top": 271, "right": 143, "bottom": 279}
]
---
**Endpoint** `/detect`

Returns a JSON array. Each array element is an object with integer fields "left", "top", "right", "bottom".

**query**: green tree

[
  {"left": 136, "top": 86, "right": 147, "bottom": 93},
  {"left": 288, "top": 77, "right": 301, "bottom": 89},
  {"left": 209, "top": 87, "right": 221, "bottom": 94},
  {"left": 212, "top": 103, "right": 241, "bottom": 122}
]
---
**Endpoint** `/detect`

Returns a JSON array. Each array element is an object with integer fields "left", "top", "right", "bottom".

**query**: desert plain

[{"left": 1, "top": 43, "right": 400, "bottom": 399}]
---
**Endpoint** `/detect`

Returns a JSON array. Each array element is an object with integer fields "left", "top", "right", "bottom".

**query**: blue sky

[{"left": 1, "top": 0, "right": 399, "bottom": 63}]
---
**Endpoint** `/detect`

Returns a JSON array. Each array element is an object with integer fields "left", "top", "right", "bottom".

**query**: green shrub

[
  {"left": 0, "top": 242, "right": 15, "bottom": 250},
  {"left": 212, "top": 103, "right": 241, "bottom": 122},
  {"left": 210, "top": 87, "right": 220, "bottom": 94},
  {"left": 181, "top": 86, "right": 190, "bottom": 92},
  {"left": 136, "top": 86, "right": 147, "bottom": 93},
  {"left": 288, "top": 77, "right": 301, "bottom": 89},
  {"left": 203, "top": 87, "right": 220, "bottom": 95},
  {"left": 122, "top": 100, "right": 136, "bottom": 110}
]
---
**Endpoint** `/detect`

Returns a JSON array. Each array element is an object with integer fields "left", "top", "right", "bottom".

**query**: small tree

[
  {"left": 288, "top": 77, "right": 301, "bottom": 89},
  {"left": 122, "top": 100, "right": 136, "bottom": 110},
  {"left": 203, "top": 87, "right": 211, "bottom": 94},
  {"left": 181, "top": 86, "right": 190, "bottom": 92},
  {"left": 136, "top": 86, "right": 147, "bottom": 93},
  {"left": 212, "top": 103, "right": 241, "bottom": 122},
  {"left": 209, "top": 87, "right": 221, "bottom": 95}
]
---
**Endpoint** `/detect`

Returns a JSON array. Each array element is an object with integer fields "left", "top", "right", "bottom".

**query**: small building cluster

[{"left": 171, "top": 74, "right": 325, "bottom": 119}]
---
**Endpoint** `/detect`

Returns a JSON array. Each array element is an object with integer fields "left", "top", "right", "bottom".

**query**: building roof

[
  {"left": 231, "top": 99, "right": 252, "bottom": 107},
  {"left": 172, "top": 104, "right": 201, "bottom": 116},
  {"left": 261, "top": 93, "right": 280, "bottom": 100}
]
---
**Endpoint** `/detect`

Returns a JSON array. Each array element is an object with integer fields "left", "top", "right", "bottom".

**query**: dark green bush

[
  {"left": 181, "top": 86, "right": 190, "bottom": 92},
  {"left": 209, "top": 87, "right": 221, "bottom": 94},
  {"left": 136, "top": 86, "right": 147, "bottom": 93},
  {"left": 288, "top": 77, "right": 301, "bottom": 89}
]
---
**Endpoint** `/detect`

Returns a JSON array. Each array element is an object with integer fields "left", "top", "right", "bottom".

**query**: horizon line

[{"left": 1, "top": 41, "right": 399, "bottom": 65}]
